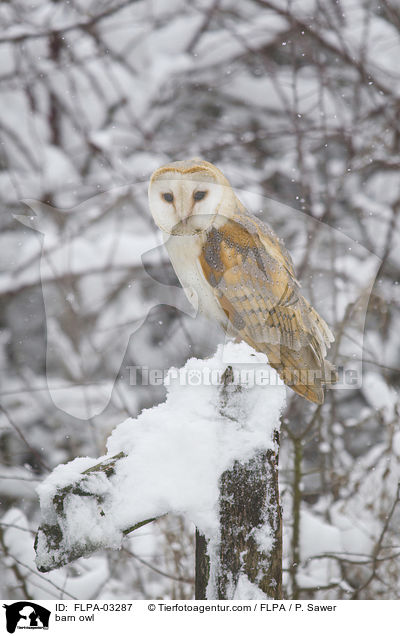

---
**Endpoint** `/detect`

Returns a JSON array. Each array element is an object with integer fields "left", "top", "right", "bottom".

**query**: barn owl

[{"left": 148, "top": 158, "right": 336, "bottom": 403}]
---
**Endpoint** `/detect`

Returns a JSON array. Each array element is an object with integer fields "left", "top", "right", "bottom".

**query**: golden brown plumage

[{"left": 148, "top": 159, "right": 337, "bottom": 404}]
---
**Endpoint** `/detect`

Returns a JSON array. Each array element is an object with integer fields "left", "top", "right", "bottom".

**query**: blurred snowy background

[{"left": 1, "top": 0, "right": 400, "bottom": 600}]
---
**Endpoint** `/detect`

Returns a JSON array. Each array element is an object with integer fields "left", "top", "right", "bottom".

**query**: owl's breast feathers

[{"left": 198, "top": 212, "right": 337, "bottom": 404}]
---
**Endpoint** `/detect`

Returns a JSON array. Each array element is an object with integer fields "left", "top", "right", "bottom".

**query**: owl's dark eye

[
  {"left": 194, "top": 190, "right": 207, "bottom": 201},
  {"left": 162, "top": 192, "right": 174, "bottom": 203}
]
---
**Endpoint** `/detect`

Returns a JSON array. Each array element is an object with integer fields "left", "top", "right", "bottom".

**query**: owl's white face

[{"left": 148, "top": 168, "right": 227, "bottom": 236}]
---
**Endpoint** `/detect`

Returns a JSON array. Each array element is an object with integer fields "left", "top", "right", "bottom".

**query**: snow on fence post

[
  {"left": 34, "top": 343, "right": 285, "bottom": 599},
  {"left": 195, "top": 366, "right": 282, "bottom": 600}
]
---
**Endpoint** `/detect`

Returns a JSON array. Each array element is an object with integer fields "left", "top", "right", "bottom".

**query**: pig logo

[{"left": 2, "top": 602, "right": 50, "bottom": 633}]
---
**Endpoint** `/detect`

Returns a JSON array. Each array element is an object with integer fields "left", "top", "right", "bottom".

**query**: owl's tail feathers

[
  {"left": 287, "top": 377, "right": 324, "bottom": 404},
  {"left": 263, "top": 343, "right": 338, "bottom": 405},
  {"left": 283, "top": 358, "right": 337, "bottom": 404},
  {"left": 323, "top": 359, "right": 338, "bottom": 384}
]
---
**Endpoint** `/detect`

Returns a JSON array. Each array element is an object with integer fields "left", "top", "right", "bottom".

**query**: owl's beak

[{"left": 171, "top": 218, "right": 202, "bottom": 236}]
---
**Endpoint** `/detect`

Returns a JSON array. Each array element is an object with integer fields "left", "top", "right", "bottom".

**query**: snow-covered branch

[{"left": 35, "top": 343, "right": 286, "bottom": 599}]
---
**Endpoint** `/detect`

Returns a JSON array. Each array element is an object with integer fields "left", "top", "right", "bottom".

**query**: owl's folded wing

[{"left": 199, "top": 216, "right": 333, "bottom": 355}]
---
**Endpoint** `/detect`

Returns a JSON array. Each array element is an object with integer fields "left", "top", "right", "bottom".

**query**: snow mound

[{"left": 35, "top": 343, "right": 285, "bottom": 572}]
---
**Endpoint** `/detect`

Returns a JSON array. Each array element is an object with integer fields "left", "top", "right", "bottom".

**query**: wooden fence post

[{"left": 195, "top": 366, "right": 282, "bottom": 600}]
